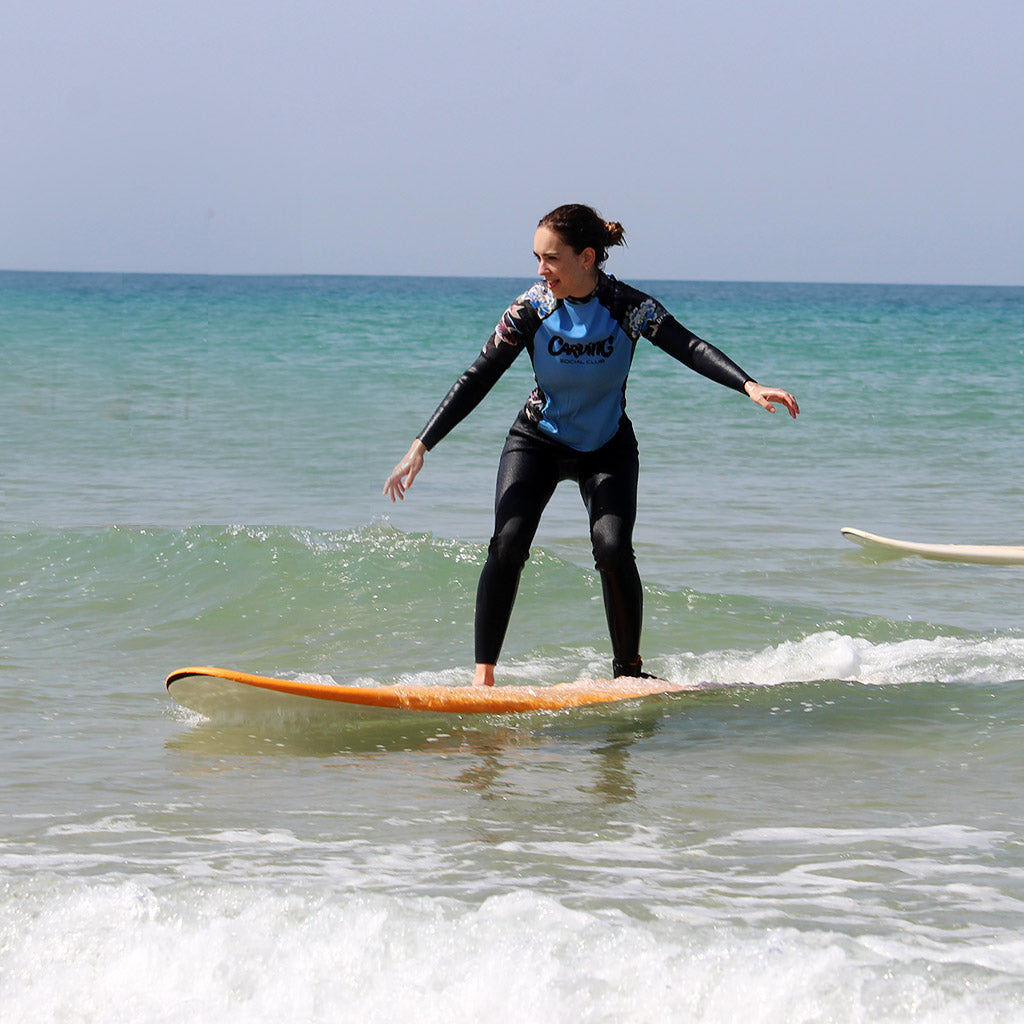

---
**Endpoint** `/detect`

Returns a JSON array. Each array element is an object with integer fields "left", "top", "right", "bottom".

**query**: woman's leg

[
  {"left": 578, "top": 424, "right": 644, "bottom": 677},
  {"left": 473, "top": 431, "right": 560, "bottom": 678}
]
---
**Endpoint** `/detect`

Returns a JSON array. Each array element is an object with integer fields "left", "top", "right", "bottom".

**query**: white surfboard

[{"left": 841, "top": 527, "right": 1024, "bottom": 565}]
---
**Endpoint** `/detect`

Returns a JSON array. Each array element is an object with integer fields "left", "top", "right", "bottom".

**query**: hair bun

[
  {"left": 537, "top": 204, "right": 626, "bottom": 266},
  {"left": 604, "top": 221, "right": 626, "bottom": 246}
]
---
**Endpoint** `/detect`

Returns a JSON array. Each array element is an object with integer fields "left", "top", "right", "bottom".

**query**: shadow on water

[
  {"left": 163, "top": 679, "right": 1024, "bottom": 809},
  {"left": 163, "top": 693, "right": 684, "bottom": 806},
  {"left": 163, "top": 690, "right": 686, "bottom": 759},
  {"left": 163, "top": 677, "right": 1021, "bottom": 758}
]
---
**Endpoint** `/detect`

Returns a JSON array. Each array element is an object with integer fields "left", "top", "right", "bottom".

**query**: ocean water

[{"left": 1, "top": 270, "right": 1023, "bottom": 1022}]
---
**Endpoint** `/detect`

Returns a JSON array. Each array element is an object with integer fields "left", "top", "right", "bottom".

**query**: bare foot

[{"left": 472, "top": 663, "right": 495, "bottom": 687}]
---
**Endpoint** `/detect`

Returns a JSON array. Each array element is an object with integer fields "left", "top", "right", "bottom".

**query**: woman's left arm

[
  {"left": 649, "top": 315, "right": 799, "bottom": 419},
  {"left": 744, "top": 381, "right": 800, "bottom": 418}
]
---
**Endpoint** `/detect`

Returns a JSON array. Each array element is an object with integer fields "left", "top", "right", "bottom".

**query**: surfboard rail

[
  {"left": 166, "top": 665, "right": 693, "bottom": 717},
  {"left": 841, "top": 527, "right": 1024, "bottom": 565}
]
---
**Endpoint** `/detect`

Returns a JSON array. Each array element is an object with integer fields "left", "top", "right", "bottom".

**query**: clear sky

[{"left": 3, "top": 0, "right": 1021, "bottom": 284}]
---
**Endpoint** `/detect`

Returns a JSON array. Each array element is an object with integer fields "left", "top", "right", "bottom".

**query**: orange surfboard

[{"left": 166, "top": 665, "right": 693, "bottom": 718}]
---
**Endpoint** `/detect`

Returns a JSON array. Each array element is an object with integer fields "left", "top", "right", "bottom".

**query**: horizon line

[{"left": 1, "top": 267, "right": 1020, "bottom": 290}]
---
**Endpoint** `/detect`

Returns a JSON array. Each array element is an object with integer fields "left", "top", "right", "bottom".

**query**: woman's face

[{"left": 533, "top": 226, "right": 597, "bottom": 300}]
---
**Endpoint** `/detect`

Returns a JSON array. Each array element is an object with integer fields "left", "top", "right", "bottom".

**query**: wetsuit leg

[
  {"left": 474, "top": 426, "right": 560, "bottom": 665},
  {"left": 577, "top": 421, "right": 644, "bottom": 676}
]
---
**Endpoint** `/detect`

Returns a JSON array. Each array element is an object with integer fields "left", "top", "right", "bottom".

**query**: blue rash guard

[{"left": 418, "top": 272, "right": 755, "bottom": 453}]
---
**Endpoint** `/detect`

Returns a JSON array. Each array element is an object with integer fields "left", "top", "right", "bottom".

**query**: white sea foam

[
  {"left": 663, "top": 631, "right": 1024, "bottom": 687},
  {"left": 2, "top": 882, "right": 1020, "bottom": 1024}
]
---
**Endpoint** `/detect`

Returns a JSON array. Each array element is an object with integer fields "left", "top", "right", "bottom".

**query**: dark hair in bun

[{"left": 538, "top": 204, "right": 626, "bottom": 267}]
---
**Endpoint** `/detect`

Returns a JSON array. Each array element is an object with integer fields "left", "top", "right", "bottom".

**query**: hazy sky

[{"left": 3, "top": 0, "right": 1021, "bottom": 284}]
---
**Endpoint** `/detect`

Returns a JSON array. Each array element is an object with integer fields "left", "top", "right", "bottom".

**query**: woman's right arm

[
  {"left": 382, "top": 292, "right": 540, "bottom": 502},
  {"left": 381, "top": 317, "right": 528, "bottom": 502},
  {"left": 382, "top": 439, "right": 427, "bottom": 502},
  {"left": 415, "top": 342, "right": 521, "bottom": 451}
]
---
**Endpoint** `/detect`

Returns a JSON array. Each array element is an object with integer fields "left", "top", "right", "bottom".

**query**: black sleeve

[
  {"left": 650, "top": 315, "right": 753, "bottom": 395},
  {"left": 417, "top": 336, "right": 523, "bottom": 451}
]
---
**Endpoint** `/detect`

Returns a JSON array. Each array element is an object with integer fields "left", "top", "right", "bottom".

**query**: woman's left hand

[{"left": 744, "top": 382, "right": 800, "bottom": 418}]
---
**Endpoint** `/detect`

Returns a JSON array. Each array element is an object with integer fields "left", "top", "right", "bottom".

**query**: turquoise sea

[{"left": 2, "top": 270, "right": 1023, "bottom": 1022}]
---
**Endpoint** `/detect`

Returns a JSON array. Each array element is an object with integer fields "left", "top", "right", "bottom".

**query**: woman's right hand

[{"left": 382, "top": 440, "right": 427, "bottom": 502}]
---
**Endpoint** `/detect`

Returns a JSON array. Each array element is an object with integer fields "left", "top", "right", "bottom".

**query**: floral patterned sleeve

[
  {"left": 609, "top": 277, "right": 752, "bottom": 394},
  {"left": 650, "top": 315, "right": 753, "bottom": 393},
  {"left": 416, "top": 293, "right": 540, "bottom": 451}
]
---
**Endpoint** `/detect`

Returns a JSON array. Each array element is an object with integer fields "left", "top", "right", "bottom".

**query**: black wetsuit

[{"left": 418, "top": 272, "right": 753, "bottom": 676}]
